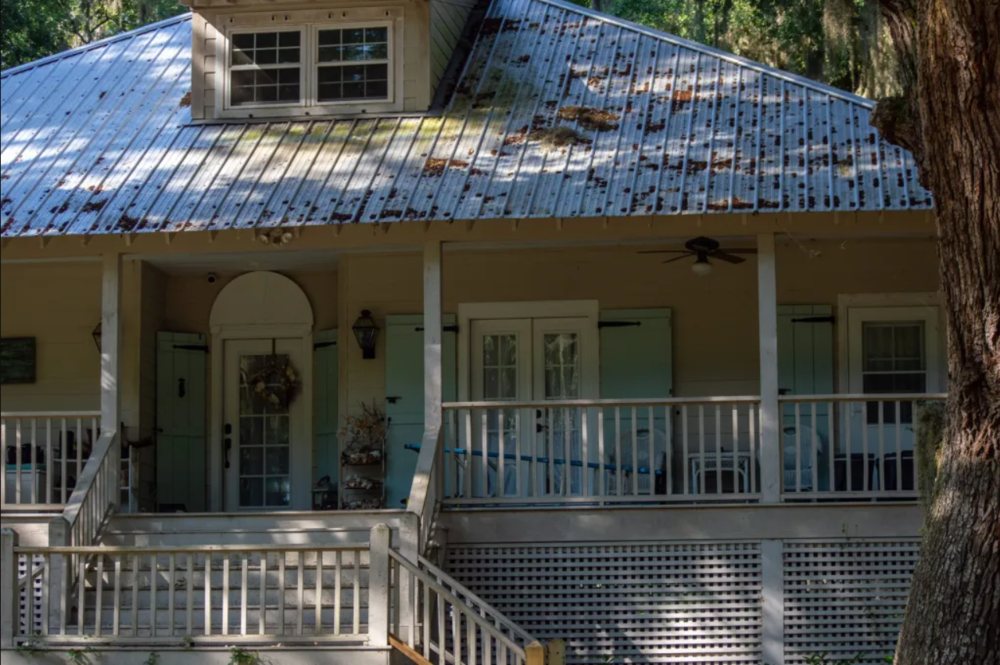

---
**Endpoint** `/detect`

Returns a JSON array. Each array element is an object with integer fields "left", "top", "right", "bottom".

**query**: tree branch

[{"left": 872, "top": 0, "right": 924, "bottom": 165}]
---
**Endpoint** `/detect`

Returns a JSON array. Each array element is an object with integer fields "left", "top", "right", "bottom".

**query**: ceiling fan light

[{"left": 691, "top": 257, "right": 713, "bottom": 277}]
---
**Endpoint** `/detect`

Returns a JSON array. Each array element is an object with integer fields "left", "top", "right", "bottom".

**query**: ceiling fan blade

[
  {"left": 639, "top": 250, "right": 691, "bottom": 255},
  {"left": 719, "top": 248, "right": 758, "bottom": 255},
  {"left": 711, "top": 251, "right": 748, "bottom": 264},
  {"left": 662, "top": 255, "right": 693, "bottom": 265}
]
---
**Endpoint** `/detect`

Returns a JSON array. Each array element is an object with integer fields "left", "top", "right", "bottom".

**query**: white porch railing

[
  {"left": 778, "top": 393, "right": 946, "bottom": 501},
  {"left": 4, "top": 540, "right": 371, "bottom": 645},
  {"left": 0, "top": 412, "right": 100, "bottom": 509},
  {"left": 438, "top": 397, "right": 763, "bottom": 507}
]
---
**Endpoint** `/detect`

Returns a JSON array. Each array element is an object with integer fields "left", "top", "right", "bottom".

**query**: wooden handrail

[
  {"left": 407, "top": 424, "right": 443, "bottom": 554},
  {"left": 444, "top": 396, "right": 763, "bottom": 409},
  {"left": 778, "top": 393, "right": 947, "bottom": 403},
  {"left": 62, "top": 430, "right": 118, "bottom": 547},
  {"left": 0, "top": 411, "right": 101, "bottom": 419},
  {"left": 16, "top": 544, "right": 369, "bottom": 556}
]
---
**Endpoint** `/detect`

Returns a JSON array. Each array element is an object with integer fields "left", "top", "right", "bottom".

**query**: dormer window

[{"left": 214, "top": 8, "right": 405, "bottom": 119}]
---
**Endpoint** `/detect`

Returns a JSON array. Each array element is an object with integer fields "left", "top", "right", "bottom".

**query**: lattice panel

[
  {"left": 19, "top": 554, "right": 45, "bottom": 636},
  {"left": 446, "top": 543, "right": 762, "bottom": 664},
  {"left": 784, "top": 540, "right": 920, "bottom": 664}
]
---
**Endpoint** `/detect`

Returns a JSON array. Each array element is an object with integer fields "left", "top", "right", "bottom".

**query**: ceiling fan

[{"left": 640, "top": 236, "right": 758, "bottom": 276}]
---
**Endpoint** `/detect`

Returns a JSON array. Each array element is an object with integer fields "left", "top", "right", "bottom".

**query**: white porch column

[
  {"left": 368, "top": 524, "right": 392, "bottom": 648},
  {"left": 101, "top": 253, "right": 123, "bottom": 435},
  {"left": 757, "top": 234, "right": 781, "bottom": 503},
  {"left": 423, "top": 241, "right": 443, "bottom": 433},
  {"left": 1, "top": 529, "right": 18, "bottom": 648}
]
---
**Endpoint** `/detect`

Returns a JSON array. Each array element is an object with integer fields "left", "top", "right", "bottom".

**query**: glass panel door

[
  {"left": 224, "top": 339, "right": 304, "bottom": 511},
  {"left": 470, "top": 320, "right": 532, "bottom": 498},
  {"left": 533, "top": 319, "right": 588, "bottom": 497},
  {"left": 237, "top": 354, "right": 292, "bottom": 509}
]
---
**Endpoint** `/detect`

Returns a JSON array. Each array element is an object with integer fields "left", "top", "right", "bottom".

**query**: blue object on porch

[{"left": 5, "top": 464, "right": 48, "bottom": 471}]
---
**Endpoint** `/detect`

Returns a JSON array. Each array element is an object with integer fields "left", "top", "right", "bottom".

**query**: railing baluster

[
  {"left": 240, "top": 553, "right": 249, "bottom": 637},
  {"left": 794, "top": 402, "right": 802, "bottom": 494},
  {"left": 481, "top": 411, "right": 490, "bottom": 499},
  {"left": 0, "top": 419, "right": 6, "bottom": 506},
  {"left": 75, "top": 418, "right": 83, "bottom": 498},
  {"left": 530, "top": 407, "right": 539, "bottom": 498},
  {"left": 205, "top": 553, "right": 212, "bottom": 636},
  {"left": 353, "top": 550, "right": 361, "bottom": 635},
  {"left": 79, "top": 558, "right": 87, "bottom": 637},
  {"left": 732, "top": 404, "right": 741, "bottom": 494},
  {"left": 498, "top": 411, "right": 506, "bottom": 498},
  {"left": 631, "top": 407, "right": 638, "bottom": 498},
  {"left": 896, "top": 401, "right": 903, "bottom": 493},
  {"left": 811, "top": 402, "right": 820, "bottom": 494},
  {"left": 61, "top": 419, "right": 68, "bottom": 505},
  {"left": 597, "top": 407, "right": 606, "bottom": 502},
  {"left": 30, "top": 419, "right": 38, "bottom": 504},
  {"left": 296, "top": 553, "right": 304, "bottom": 636},
  {"left": 665, "top": 405, "right": 674, "bottom": 496},
  {"left": 186, "top": 555, "right": 194, "bottom": 637},
  {"left": 715, "top": 405, "right": 723, "bottom": 495},
  {"left": 334, "top": 551, "right": 342, "bottom": 636},
  {"left": 468, "top": 608, "right": 478, "bottom": 665},
  {"left": 113, "top": 556, "right": 121, "bottom": 637},
  {"left": 878, "top": 400, "right": 885, "bottom": 492},
  {"left": 168, "top": 554, "right": 176, "bottom": 639},
  {"left": 27, "top": 559, "right": 36, "bottom": 636},
  {"left": 42, "top": 555, "right": 51, "bottom": 636},
  {"left": 453, "top": 601, "right": 463, "bottom": 665},
  {"left": 222, "top": 555, "right": 230, "bottom": 636},
  {"left": 563, "top": 408, "right": 571, "bottom": 497},
  {"left": 682, "top": 406, "right": 690, "bottom": 495},
  {"left": 46, "top": 420, "right": 53, "bottom": 505},
  {"left": 423, "top": 577, "right": 432, "bottom": 660},
  {"left": 151, "top": 553, "right": 158, "bottom": 638},
  {"left": 862, "top": 400, "right": 870, "bottom": 492},
  {"left": 749, "top": 403, "right": 757, "bottom": 493},
  {"left": 278, "top": 554, "right": 286, "bottom": 637},
  {"left": 547, "top": 409, "right": 555, "bottom": 498},
  {"left": 315, "top": 551, "right": 324, "bottom": 634},
  {"left": 614, "top": 407, "right": 622, "bottom": 498},
  {"left": 648, "top": 406, "right": 655, "bottom": 497},
  {"left": 697, "top": 405, "right": 706, "bottom": 496},
  {"left": 581, "top": 407, "right": 590, "bottom": 497},
  {"left": 258, "top": 552, "right": 267, "bottom": 636},
  {"left": 828, "top": 401, "right": 836, "bottom": 495},
  {"left": 15, "top": 420, "right": 22, "bottom": 505},
  {"left": 465, "top": 410, "right": 473, "bottom": 500}
]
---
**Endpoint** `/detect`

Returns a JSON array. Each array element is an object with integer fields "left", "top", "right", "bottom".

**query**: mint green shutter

[
  {"left": 600, "top": 309, "right": 674, "bottom": 399},
  {"left": 384, "top": 315, "right": 457, "bottom": 509},
  {"left": 315, "top": 331, "right": 339, "bottom": 488},
  {"left": 600, "top": 310, "right": 673, "bottom": 484},
  {"left": 156, "top": 332, "right": 207, "bottom": 513},
  {"left": 778, "top": 306, "right": 835, "bottom": 490}
]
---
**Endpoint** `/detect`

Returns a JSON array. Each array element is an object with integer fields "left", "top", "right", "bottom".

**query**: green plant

[
  {"left": 67, "top": 646, "right": 101, "bottom": 665},
  {"left": 15, "top": 634, "right": 46, "bottom": 658},
  {"left": 229, "top": 647, "right": 259, "bottom": 665},
  {"left": 142, "top": 653, "right": 160, "bottom": 665},
  {"left": 804, "top": 653, "right": 877, "bottom": 665}
]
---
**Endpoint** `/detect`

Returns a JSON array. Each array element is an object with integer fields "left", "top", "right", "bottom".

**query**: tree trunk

[{"left": 872, "top": 1, "right": 1000, "bottom": 664}]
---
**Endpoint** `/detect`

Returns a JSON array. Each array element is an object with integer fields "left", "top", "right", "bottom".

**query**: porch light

[
  {"left": 352, "top": 310, "right": 380, "bottom": 360},
  {"left": 92, "top": 322, "right": 102, "bottom": 353},
  {"left": 691, "top": 256, "right": 713, "bottom": 277}
]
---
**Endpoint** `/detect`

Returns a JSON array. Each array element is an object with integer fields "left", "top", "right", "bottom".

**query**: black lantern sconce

[
  {"left": 92, "top": 322, "right": 103, "bottom": 353},
  {"left": 352, "top": 310, "right": 380, "bottom": 360}
]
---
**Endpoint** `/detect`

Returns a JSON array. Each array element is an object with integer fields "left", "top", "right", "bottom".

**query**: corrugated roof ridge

[
  {"left": 533, "top": 0, "right": 877, "bottom": 109},
  {"left": 0, "top": 13, "right": 192, "bottom": 81}
]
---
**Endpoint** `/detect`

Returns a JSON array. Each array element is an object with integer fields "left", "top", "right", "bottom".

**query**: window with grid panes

[
  {"left": 316, "top": 27, "right": 391, "bottom": 102},
  {"left": 862, "top": 322, "right": 927, "bottom": 424},
  {"left": 226, "top": 24, "right": 392, "bottom": 110},
  {"left": 229, "top": 31, "right": 303, "bottom": 106}
]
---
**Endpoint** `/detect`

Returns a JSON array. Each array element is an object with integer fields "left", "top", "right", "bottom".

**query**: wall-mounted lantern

[
  {"left": 352, "top": 310, "right": 380, "bottom": 360},
  {"left": 92, "top": 322, "right": 103, "bottom": 353}
]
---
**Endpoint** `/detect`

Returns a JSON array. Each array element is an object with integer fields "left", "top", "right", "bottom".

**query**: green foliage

[
  {"left": 1, "top": 0, "right": 187, "bottom": 70},
  {"left": 142, "top": 653, "right": 161, "bottom": 665},
  {"left": 229, "top": 647, "right": 259, "bottom": 665},
  {"left": 67, "top": 646, "right": 101, "bottom": 665},
  {"left": 15, "top": 634, "right": 46, "bottom": 658},
  {"left": 598, "top": 0, "right": 900, "bottom": 96}
]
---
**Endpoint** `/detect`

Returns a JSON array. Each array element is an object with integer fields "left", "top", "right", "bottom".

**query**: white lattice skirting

[{"left": 445, "top": 540, "right": 920, "bottom": 665}]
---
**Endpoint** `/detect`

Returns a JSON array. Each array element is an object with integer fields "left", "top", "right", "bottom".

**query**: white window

[{"left": 225, "top": 23, "right": 393, "bottom": 111}]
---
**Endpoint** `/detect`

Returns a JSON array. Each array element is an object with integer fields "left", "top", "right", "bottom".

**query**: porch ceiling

[{"left": 139, "top": 249, "right": 341, "bottom": 274}]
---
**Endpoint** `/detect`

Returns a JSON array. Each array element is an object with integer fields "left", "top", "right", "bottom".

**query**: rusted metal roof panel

[{"left": 1, "top": 0, "right": 933, "bottom": 239}]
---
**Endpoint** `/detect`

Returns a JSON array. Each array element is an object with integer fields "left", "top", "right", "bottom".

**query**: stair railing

[
  {"left": 387, "top": 547, "right": 541, "bottom": 665},
  {"left": 408, "top": 424, "right": 446, "bottom": 558}
]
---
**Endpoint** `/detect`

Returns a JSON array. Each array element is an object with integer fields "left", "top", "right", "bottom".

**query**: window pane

[
  {"left": 318, "top": 46, "right": 343, "bottom": 63},
  {"left": 257, "top": 86, "right": 278, "bottom": 103},
  {"left": 318, "top": 30, "right": 341, "bottom": 47},
  {"left": 240, "top": 478, "right": 264, "bottom": 507},
  {"left": 366, "top": 27, "right": 388, "bottom": 42},
  {"left": 232, "top": 33, "right": 254, "bottom": 50},
  {"left": 343, "top": 28, "right": 365, "bottom": 44},
  {"left": 256, "top": 33, "right": 277, "bottom": 48},
  {"left": 279, "top": 31, "right": 300, "bottom": 47},
  {"left": 240, "top": 448, "right": 263, "bottom": 475},
  {"left": 277, "top": 48, "right": 300, "bottom": 64}
]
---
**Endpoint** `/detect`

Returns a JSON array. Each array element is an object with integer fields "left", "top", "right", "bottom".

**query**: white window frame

[
  {"left": 312, "top": 22, "right": 394, "bottom": 107},
  {"left": 214, "top": 8, "right": 405, "bottom": 119},
  {"left": 226, "top": 26, "right": 307, "bottom": 110}
]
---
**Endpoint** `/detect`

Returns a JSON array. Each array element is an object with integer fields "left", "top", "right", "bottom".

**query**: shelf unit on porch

[{"left": 339, "top": 454, "right": 386, "bottom": 511}]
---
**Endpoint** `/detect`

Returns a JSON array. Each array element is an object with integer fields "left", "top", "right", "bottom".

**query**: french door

[
  {"left": 224, "top": 339, "right": 306, "bottom": 511},
  {"left": 468, "top": 317, "right": 596, "bottom": 498}
]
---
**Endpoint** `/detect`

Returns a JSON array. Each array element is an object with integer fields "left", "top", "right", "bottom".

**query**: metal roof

[{"left": 0, "top": 0, "right": 933, "bottom": 239}]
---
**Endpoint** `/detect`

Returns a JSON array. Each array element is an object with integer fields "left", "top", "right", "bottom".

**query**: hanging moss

[{"left": 915, "top": 401, "right": 947, "bottom": 514}]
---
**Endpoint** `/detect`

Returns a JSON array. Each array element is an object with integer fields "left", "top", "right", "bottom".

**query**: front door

[
  {"left": 468, "top": 317, "right": 595, "bottom": 497},
  {"left": 224, "top": 339, "right": 305, "bottom": 511}
]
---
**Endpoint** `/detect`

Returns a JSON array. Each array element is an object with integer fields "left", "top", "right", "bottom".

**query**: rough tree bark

[{"left": 871, "top": 1, "right": 999, "bottom": 664}]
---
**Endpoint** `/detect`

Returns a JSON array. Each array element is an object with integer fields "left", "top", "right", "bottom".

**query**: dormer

[{"left": 183, "top": 0, "right": 478, "bottom": 121}]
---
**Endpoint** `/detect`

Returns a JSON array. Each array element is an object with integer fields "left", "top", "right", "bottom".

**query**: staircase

[{"left": 2, "top": 519, "right": 551, "bottom": 665}]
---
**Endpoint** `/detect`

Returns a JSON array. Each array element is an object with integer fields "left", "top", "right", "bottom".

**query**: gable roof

[{"left": 0, "top": 0, "right": 932, "bottom": 239}]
